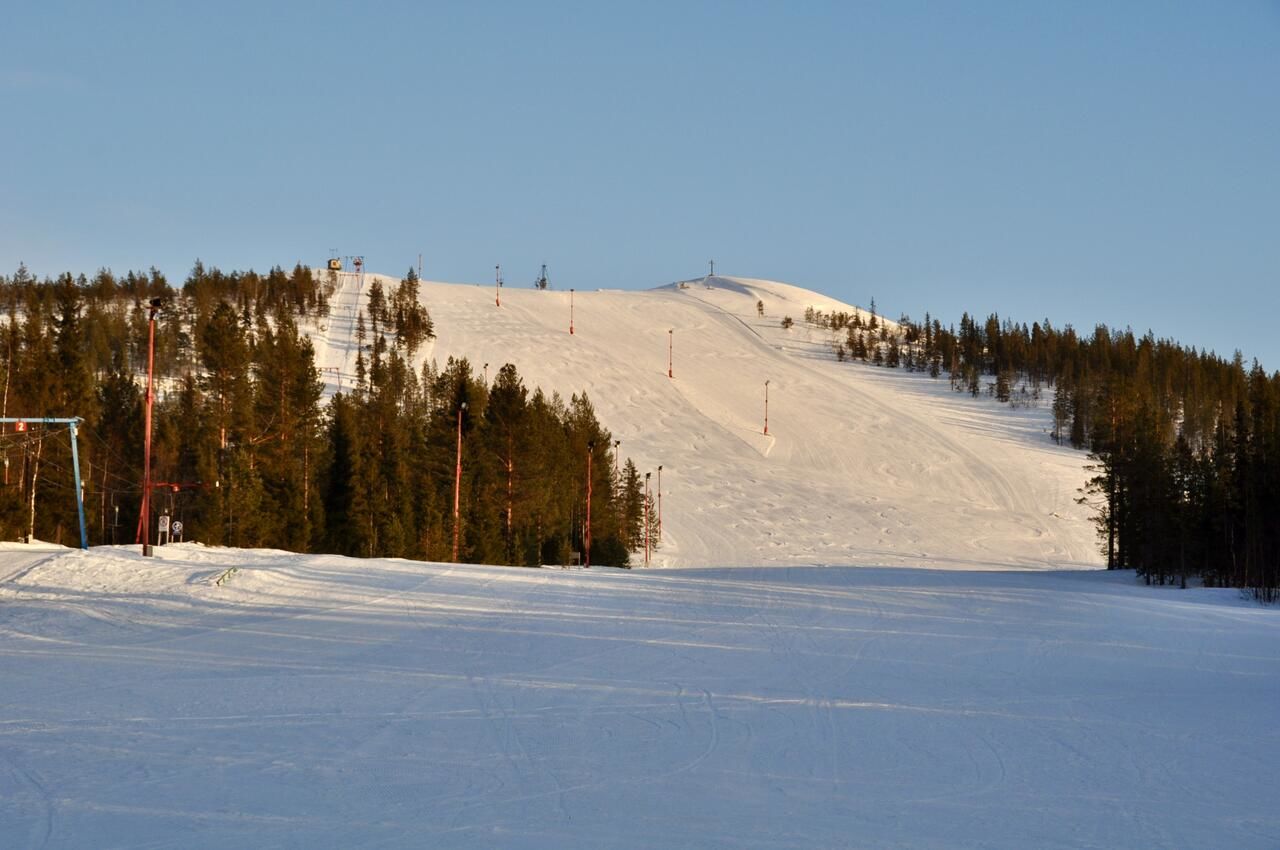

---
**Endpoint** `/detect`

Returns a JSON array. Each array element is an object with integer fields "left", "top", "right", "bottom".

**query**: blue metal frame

[{"left": 2, "top": 417, "right": 89, "bottom": 549}]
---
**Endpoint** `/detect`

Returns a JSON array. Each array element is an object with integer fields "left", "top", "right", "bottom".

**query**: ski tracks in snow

[
  {"left": 0, "top": 749, "right": 55, "bottom": 849},
  {"left": 667, "top": 286, "right": 1081, "bottom": 568}
]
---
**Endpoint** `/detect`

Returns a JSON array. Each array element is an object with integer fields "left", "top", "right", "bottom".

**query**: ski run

[{"left": 2, "top": 275, "right": 1277, "bottom": 848}]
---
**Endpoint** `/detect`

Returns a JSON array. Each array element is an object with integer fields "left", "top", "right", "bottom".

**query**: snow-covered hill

[
  {"left": 312, "top": 271, "right": 1099, "bottom": 570},
  {"left": 2, "top": 274, "right": 1274, "bottom": 848},
  {"left": 4, "top": 273, "right": 1273, "bottom": 849}
]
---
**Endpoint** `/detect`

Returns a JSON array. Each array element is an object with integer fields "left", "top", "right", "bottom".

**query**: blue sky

[{"left": 3, "top": 1, "right": 1278, "bottom": 367}]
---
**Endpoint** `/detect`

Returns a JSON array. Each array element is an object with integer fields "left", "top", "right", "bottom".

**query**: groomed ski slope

[
  {"left": 2, "top": 543, "right": 1277, "bottom": 848},
  {"left": 10, "top": 273, "right": 1270, "bottom": 848},
  {"left": 314, "top": 273, "right": 1100, "bottom": 570}
]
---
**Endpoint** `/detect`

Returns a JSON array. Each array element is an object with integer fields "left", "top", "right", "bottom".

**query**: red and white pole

[
  {"left": 495, "top": 265, "right": 502, "bottom": 307},
  {"left": 452, "top": 401, "right": 467, "bottom": 561},
  {"left": 764, "top": 379, "right": 770, "bottom": 436},
  {"left": 569, "top": 288, "right": 575, "bottom": 334},
  {"left": 141, "top": 299, "right": 159, "bottom": 556},
  {"left": 667, "top": 329, "right": 673, "bottom": 378}
]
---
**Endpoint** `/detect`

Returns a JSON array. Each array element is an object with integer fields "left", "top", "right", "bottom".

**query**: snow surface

[
  {"left": 5, "top": 273, "right": 1275, "bottom": 847},
  {"left": 2, "top": 543, "right": 1278, "bottom": 848},
  {"left": 314, "top": 272, "right": 1099, "bottom": 570}
]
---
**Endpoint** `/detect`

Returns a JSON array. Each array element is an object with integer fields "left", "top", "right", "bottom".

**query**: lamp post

[
  {"left": 764, "top": 379, "right": 770, "bottom": 436},
  {"left": 585, "top": 440, "right": 594, "bottom": 568},
  {"left": 452, "top": 400, "right": 468, "bottom": 562},
  {"left": 657, "top": 465, "right": 663, "bottom": 536},
  {"left": 569, "top": 288, "right": 575, "bottom": 334},
  {"left": 644, "top": 472, "right": 651, "bottom": 567},
  {"left": 667, "top": 329, "right": 673, "bottom": 378},
  {"left": 495, "top": 265, "right": 503, "bottom": 307},
  {"left": 141, "top": 297, "right": 161, "bottom": 556}
]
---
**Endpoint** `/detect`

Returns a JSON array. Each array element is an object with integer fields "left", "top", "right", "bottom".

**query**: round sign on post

[{"left": 172, "top": 521, "right": 183, "bottom": 535}]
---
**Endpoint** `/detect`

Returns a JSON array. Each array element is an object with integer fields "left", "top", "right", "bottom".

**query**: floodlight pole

[
  {"left": 495, "top": 265, "right": 502, "bottom": 307},
  {"left": 644, "top": 472, "right": 651, "bottom": 567},
  {"left": 657, "top": 465, "right": 663, "bottom": 536},
  {"left": 668, "top": 329, "right": 673, "bottom": 378},
  {"left": 764, "top": 380, "right": 770, "bottom": 435},
  {"left": 613, "top": 439, "right": 620, "bottom": 477},
  {"left": 141, "top": 299, "right": 160, "bottom": 556},
  {"left": 569, "top": 288, "right": 575, "bottom": 334},
  {"left": 585, "top": 440, "right": 594, "bottom": 568},
  {"left": 452, "top": 400, "right": 467, "bottom": 562}
]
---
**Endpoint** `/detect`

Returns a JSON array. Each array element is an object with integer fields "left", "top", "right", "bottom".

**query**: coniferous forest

[
  {"left": 806, "top": 304, "right": 1279, "bottom": 601},
  {"left": 2, "top": 261, "right": 1276, "bottom": 597},
  {"left": 0, "top": 262, "right": 653, "bottom": 567}
]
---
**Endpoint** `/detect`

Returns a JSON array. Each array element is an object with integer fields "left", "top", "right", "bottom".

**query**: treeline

[
  {"left": 325, "top": 356, "right": 653, "bottom": 565},
  {"left": 0, "top": 262, "right": 654, "bottom": 566},
  {"left": 805, "top": 300, "right": 1280, "bottom": 600}
]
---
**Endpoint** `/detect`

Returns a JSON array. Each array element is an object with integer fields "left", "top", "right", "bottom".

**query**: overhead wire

[
  {"left": 78, "top": 425, "right": 144, "bottom": 490},
  {"left": 2, "top": 424, "right": 141, "bottom": 495}
]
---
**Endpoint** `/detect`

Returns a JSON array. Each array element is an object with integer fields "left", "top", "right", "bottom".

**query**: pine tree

[
  {"left": 322, "top": 393, "right": 369, "bottom": 556},
  {"left": 886, "top": 336, "right": 900, "bottom": 368},
  {"left": 199, "top": 302, "right": 250, "bottom": 451},
  {"left": 485, "top": 364, "right": 530, "bottom": 563}
]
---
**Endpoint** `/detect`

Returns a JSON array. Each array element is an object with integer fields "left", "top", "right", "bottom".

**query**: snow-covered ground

[
  {"left": 2, "top": 543, "right": 1277, "bottom": 848},
  {"left": 314, "top": 273, "right": 1100, "bottom": 570},
  {"left": 4, "top": 274, "right": 1275, "bottom": 847}
]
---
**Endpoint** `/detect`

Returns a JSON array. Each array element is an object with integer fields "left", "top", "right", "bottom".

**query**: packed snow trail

[
  {"left": 314, "top": 268, "right": 365, "bottom": 397},
  {"left": 2, "top": 544, "right": 1278, "bottom": 848}
]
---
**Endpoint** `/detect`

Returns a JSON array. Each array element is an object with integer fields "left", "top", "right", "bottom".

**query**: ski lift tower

[{"left": 1, "top": 417, "right": 89, "bottom": 549}]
